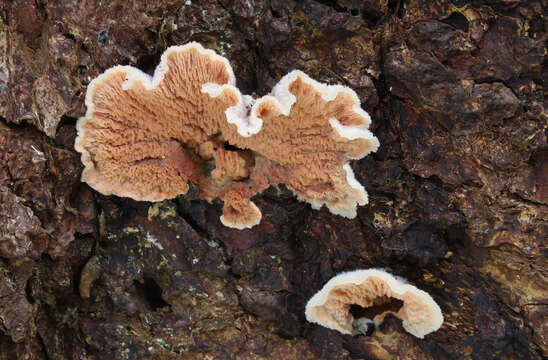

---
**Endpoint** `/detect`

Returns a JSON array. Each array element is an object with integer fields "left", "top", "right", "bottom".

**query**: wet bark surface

[{"left": 0, "top": 0, "right": 546, "bottom": 359}]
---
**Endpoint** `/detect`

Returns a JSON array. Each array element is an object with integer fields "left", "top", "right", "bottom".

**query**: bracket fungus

[
  {"left": 75, "top": 42, "right": 379, "bottom": 229},
  {"left": 305, "top": 269, "right": 443, "bottom": 338}
]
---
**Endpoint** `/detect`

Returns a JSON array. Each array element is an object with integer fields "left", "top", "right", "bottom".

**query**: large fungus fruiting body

[
  {"left": 75, "top": 42, "right": 379, "bottom": 229},
  {"left": 305, "top": 269, "right": 444, "bottom": 338}
]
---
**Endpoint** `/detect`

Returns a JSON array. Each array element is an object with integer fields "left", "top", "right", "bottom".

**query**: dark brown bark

[{"left": 0, "top": 0, "right": 546, "bottom": 359}]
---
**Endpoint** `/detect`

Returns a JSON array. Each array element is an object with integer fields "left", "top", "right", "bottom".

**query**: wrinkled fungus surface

[
  {"left": 305, "top": 269, "right": 444, "bottom": 338},
  {"left": 75, "top": 42, "right": 379, "bottom": 229}
]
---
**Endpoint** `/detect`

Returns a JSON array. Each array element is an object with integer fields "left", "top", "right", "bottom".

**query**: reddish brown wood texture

[{"left": 0, "top": 0, "right": 546, "bottom": 359}]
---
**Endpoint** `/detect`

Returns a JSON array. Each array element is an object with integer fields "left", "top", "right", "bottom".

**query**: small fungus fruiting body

[
  {"left": 305, "top": 269, "right": 444, "bottom": 338},
  {"left": 76, "top": 42, "right": 379, "bottom": 229}
]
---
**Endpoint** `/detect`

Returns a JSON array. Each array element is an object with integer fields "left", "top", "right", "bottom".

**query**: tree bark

[{"left": 0, "top": 0, "right": 546, "bottom": 359}]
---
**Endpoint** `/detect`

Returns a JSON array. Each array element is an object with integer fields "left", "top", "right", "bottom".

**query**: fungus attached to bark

[
  {"left": 75, "top": 42, "right": 255, "bottom": 202},
  {"left": 305, "top": 269, "right": 443, "bottom": 338},
  {"left": 75, "top": 42, "right": 379, "bottom": 229},
  {"left": 231, "top": 70, "right": 379, "bottom": 220}
]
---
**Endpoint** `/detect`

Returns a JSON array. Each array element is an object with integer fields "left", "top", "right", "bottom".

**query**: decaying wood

[{"left": 0, "top": 0, "right": 546, "bottom": 359}]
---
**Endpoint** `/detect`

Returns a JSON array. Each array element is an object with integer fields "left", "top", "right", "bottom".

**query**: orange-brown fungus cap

[
  {"left": 76, "top": 43, "right": 379, "bottom": 229},
  {"left": 231, "top": 71, "right": 379, "bottom": 219},
  {"left": 305, "top": 269, "right": 444, "bottom": 338},
  {"left": 75, "top": 42, "right": 252, "bottom": 202}
]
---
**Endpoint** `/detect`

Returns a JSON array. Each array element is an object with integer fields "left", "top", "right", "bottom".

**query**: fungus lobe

[
  {"left": 75, "top": 42, "right": 379, "bottom": 229},
  {"left": 305, "top": 269, "right": 444, "bottom": 338}
]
